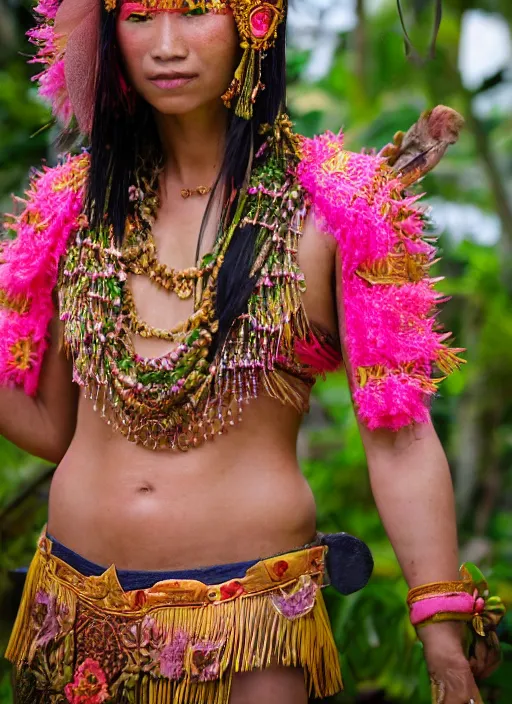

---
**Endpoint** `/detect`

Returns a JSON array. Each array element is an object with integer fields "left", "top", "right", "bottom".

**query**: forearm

[
  {"left": 361, "top": 419, "right": 497, "bottom": 697},
  {"left": 362, "top": 419, "right": 460, "bottom": 588}
]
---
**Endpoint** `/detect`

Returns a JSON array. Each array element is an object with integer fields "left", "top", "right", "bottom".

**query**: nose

[{"left": 150, "top": 13, "right": 188, "bottom": 62}]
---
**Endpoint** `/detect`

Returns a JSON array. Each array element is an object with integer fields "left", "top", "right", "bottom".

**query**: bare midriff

[
  {"left": 47, "top": 208, "right": 338, "bottom": 575},
  {"left": 47, "top": 393, "right": 317, "bottom": 572}
]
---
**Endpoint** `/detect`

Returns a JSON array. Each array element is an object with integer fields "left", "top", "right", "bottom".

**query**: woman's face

[{"left": 116, "top": 3, "right": 239, "bottom": 116}]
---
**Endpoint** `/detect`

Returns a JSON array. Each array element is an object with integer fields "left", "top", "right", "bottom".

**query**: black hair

[{"left": 85, "top": 5, "right": 287, "bottom": 353}]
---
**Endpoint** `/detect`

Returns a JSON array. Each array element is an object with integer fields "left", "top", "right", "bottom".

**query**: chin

[
  {"left": 145, "top": 95, "right": 211, "bottom": 116},
  {"left": 155, "top": 101, "right": 202, "bottom": 116}
]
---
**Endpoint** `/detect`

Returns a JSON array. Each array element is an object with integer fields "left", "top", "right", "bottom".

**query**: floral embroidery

[
  {"left": 219, "top": 580, "right": 246, "bottom": 601},
  {"left": 32, "top": 590, "right": 62, "bottom": 646},
  {"left": 159, "top": 629, "right": 189, "bottom": 680},
  {"left": 140, "top": 615, "right": 162, "bottom": 648},
  {"left": 270, "top": 575, "right": 318, "bottom": 620},
  {"left": 11, "top": 544, "right": 333, "bottom": 701},
  {"left": 30, "top": 589, "right": 70, "bottom": 653},
  {"left": 272, "top": 560, "right": 289, "bottom": 578},
  {"left": 188, "top": 640, "right": 225, "bottom": 682},
  {"left": 64, "top": 658, "right": 110, "bottom": 704}
]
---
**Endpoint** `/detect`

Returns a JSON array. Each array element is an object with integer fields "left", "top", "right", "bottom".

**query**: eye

[{"left": 126, "top": 11, "right": 153, "bottom": 22}]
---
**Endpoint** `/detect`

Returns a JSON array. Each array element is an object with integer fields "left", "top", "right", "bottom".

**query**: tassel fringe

[{"left": 222, "top": 48, "right": 265, "bottom": 121}]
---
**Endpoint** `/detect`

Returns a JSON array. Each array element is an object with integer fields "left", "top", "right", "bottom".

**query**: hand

[
  {"left": 468, "top": 634, "right": 502, "bottom": 680},
  {"left": 419, "top": 622, "right": 483, "bottom": 704}
]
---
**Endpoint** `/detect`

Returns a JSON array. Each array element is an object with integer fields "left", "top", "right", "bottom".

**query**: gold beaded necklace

[
  {"left": 123, "top": 227, "right": 216, "bottom": 301},
  {"left": 122, "top": 172, "right": 222, "bottom": 342}
]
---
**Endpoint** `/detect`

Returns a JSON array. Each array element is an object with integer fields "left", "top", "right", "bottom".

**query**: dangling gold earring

[{"left": 222, "top": 1, "right": 285, "bottom": 120}]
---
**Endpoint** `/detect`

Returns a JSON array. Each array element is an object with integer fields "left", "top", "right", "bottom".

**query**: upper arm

[
  {"left": 0, "top": 154, "right": 87, "bottom": 459},
  {"left": 0, "top": 306, "right": 78, "bottom": 462},
  {"left": 297, "top": 133, "right": 464, "bottom": 438},
  {"left": 334, "top": 247, "right": 435, "bottom": 459},
  {"left": 298, "top": 211, "right": 339, "bottom": 342}
]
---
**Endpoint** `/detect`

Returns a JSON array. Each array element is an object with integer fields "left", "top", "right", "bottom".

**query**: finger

[
  {"left": 469, "top": 640, "right": 502, "bottom": 679},
  {"left": 481, "top": 657, "right": 502, "bottom": 679},
  {"left": 470, "top": 654, "right": 502, "bottom": 680}
]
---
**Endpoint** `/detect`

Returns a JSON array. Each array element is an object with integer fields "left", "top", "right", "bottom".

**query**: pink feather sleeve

[
  {"left": 297, "top": 131, "right": 464, "bottom": 431},
  {"left": 0, "top": 153, "right": 89, "bottom": 396}
]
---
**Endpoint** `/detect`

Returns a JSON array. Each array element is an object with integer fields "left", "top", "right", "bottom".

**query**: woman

[{"left": 0, "top": 1, "right": 504, "bottom": 702}]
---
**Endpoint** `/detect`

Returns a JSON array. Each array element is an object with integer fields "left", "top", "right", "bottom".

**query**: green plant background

[{"left": 0, "top": 0, "right": 511, "bottom": 701}]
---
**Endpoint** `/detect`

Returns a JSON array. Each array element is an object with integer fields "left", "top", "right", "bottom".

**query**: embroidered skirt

[{"left": 6, "top": 531, "right": 343, "bottom": 703}]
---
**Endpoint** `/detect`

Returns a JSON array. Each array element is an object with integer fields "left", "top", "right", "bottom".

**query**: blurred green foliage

[{"left": 0, "top": 0, "right": 511, "bottom": 702}]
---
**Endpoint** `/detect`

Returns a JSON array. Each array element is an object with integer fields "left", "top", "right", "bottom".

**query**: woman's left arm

[
  {"left": 335, "top": 251, "right": 498, "bottom": 702},
  {"left": 299, "top": 127, "right": 502, "bottom": 698},
  {"left": 360, "top": 419, "right": 459, "bottom": 588},
  {"left": 360, "top": 419, "right": 479, "bottom": 693}
]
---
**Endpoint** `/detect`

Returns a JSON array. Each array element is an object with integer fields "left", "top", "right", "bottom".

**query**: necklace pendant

[{"left": 181, "top": 186, "right": 212, "bottom": 199}]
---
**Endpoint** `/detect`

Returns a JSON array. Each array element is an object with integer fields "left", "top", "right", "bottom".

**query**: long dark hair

[{"left": 86, "top": 6, "right": 287, "bottom": 353}]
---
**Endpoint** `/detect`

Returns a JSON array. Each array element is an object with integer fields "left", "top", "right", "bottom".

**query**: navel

[{"left": 137, "top": 483, "right": 155, "bottom": 495}]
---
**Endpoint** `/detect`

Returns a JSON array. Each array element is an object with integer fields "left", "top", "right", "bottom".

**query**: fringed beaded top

[
  {"left": 57, "top": 119, "right": 322, "bottom": 451},
  {"left": 0, "top": 117, "right": 465, "bottom": 444}
]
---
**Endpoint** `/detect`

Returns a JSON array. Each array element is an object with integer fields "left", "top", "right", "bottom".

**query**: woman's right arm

[
  {"left": 0, "top": 154, "right": 89, "bottom": 464},
  {"left": 0, "top": 313, "right": 79, "bottom": 464}
]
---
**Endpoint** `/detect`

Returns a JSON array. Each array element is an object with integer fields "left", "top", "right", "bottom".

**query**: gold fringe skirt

[{"left": 6, "top": 532, "right": 343, "bottom": 703}]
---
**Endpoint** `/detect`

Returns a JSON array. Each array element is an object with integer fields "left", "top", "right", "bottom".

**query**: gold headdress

[
  {"left": 221, "top": 0, "right": 285, "bottom": 119},
  {"left": 104, "top": 1, "right": 229, "bottom": 11}
]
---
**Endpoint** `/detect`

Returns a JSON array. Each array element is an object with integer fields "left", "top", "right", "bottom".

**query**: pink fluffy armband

[
  {"left": 407, "top": 564, "right": 506, "bottom": 644},
  {"left": 0, "top": 153, "right": 89, "bottom": 395},
  {"left": 297, "top": 131, "right": 465, "bottom": 431}
]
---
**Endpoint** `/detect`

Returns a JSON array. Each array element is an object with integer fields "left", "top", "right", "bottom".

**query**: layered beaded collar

[{"left": 59, "top": 117, "right": 314, "bottom": 451}]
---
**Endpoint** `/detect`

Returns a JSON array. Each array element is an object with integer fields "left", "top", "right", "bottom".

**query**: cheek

[
  {"left": 191, "top": 15, "right": 239, "bottom": 82},
  {"left": 116, "top": 26, "right": 147, "bottom": 84}
]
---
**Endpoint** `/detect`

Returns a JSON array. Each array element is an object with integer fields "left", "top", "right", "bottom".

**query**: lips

[
  {"left": 148, "top": 73, "right": 197, "bottom": 90},
  {"left": 149, "top": 72, "right": 197, "bottom": 81}
]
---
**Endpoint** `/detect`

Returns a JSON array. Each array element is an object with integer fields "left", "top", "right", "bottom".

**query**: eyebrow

[{"left": 118, "top": 3, "right": 187, "bottom": 21}]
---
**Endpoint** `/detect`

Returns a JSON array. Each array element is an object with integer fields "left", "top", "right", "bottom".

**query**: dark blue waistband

[{"left": 47, "top": 533, "right": 259, "bottom": 591}]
